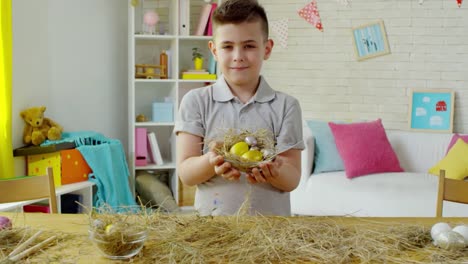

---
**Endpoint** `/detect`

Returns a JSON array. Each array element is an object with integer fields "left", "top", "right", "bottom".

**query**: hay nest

[
  {"left": 87, "top": 206, "right": 150, "bottom": 258},
  {"left": 208, "top": 128, "right": 278, "bottom": 172}
]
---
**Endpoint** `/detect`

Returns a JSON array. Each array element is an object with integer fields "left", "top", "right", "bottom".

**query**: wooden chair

[
  {"left": 0, "top": 167, "right": 57, "bottom": 213},
  {"left": 436, "top": 169, "right": 468, "bottom": 217}
]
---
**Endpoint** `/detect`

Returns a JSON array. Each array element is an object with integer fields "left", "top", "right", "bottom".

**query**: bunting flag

[
  {"left": 298, "top": 0, "right": 323, "bottom": 32},
  {"left": 457, "top": 0, "right": 462, "bottom": 7},
  {"left": 271, "top": 18, "right": 289, "bottom": 48}
]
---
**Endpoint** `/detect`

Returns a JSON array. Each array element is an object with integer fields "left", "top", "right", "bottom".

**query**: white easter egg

[
  {"left": 244, "top": 136, "right": 257, "bottom": 146},
  {"left": 431, "top": 222, "right": 452, "bottom": 240},
  {"left": 452, "top": 225, "right": 468, "bottom": 244},
  {"left": 434, "top": 230, "right": 465, "bottom": 250},
  {"left": 261, "top": 149, "right": 274, "bottom": 157}
]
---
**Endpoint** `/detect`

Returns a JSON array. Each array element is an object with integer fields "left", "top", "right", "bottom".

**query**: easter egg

[
  {"left": 434, "top": 230, "right": 465, "bottom": 250},
  {"left": 261, "top": 148, "right": 275, "bottom": 157},
  {"left": 230, "top": 142, "right": 249, "bottom": 156},
  {"left": 92, "top": 219, "right": 106, "bottom": 230},
  {"left": 452, "top": 225, "right": 468, "bottom": 244},
  {"left": 431, "top": 222, "right": 452, "bottom": 240},
  {"left": 105, "top": 224, "right": 115, "bottom": 234},
  {"left": 244, "top": 136, "right": 257, "bottom": 146},
  {"left": 241, "top": 150, "right": 263, "bottom": 162},
  {"left": 0, "top": 216, "right": 12, "bottom": 230}
]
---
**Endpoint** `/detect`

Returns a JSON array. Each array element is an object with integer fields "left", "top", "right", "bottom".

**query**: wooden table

[{"left": 1, "top": 213, "right": 467, "bottom": 263}]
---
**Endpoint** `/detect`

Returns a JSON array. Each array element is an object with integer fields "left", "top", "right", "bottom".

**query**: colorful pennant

[
  {"left": 298, "top": 0, "right": 323, "bottom": 32},
  {"left": 271, "top": 18, "right": 289, "bottom": 48}
]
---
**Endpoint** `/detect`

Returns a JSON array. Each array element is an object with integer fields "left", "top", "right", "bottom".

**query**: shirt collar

[{"left": 212, "top": 75, "right": 276, "bottom": 103}]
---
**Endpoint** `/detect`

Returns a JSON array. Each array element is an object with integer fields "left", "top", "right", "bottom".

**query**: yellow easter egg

[
  {"left": 105, "top": 224, "right": 115, "bottom": 234},
  {"left": 241, "top": 150, "right": 263, "bottom": 162},
  {"left": 230, "top": 142, "right": 249, "bottom": 156}
]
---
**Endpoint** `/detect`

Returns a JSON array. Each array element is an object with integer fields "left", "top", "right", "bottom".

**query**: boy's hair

[{"left": 212, "top": 0, "right": 269, "bottom": 40}]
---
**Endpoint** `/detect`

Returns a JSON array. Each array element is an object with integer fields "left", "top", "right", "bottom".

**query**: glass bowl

[{"left": 88, "top": 229, "right": 147, "bottom": 259}]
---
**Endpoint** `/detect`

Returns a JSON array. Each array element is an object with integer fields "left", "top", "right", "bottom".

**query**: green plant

[{"left": 192, "top": 47, "right": 203, "bottom": 61}]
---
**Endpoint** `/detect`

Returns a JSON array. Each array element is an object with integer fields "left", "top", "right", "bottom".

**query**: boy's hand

[
  {"left": 246, "top": 158, "right": 282, "bottom": 185},
  {"left": 208, "top": 141, "right": 241, "bottom": 181}
]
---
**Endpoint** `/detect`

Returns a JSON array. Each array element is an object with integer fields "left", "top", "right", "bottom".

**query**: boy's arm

[
  {"left": 177, "top": 132, "right": 241, "bottom": 186},
  {"left": 247, "top": 148, "right": 301, "bottom": 192}
]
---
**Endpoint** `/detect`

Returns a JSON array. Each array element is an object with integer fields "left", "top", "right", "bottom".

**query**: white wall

[
  {"left": 260, "top": 0, "right": 468, "bottom": 133},
  {"left": 13, "top": 0, "right": 128, "bottom": 173}
]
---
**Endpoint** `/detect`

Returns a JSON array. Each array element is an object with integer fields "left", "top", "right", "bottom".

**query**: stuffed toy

[{"left": 20, "top": 106, "right": 63, "bottom": 146}]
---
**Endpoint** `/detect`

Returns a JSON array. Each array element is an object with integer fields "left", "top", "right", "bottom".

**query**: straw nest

[
  {"left": 87, "top": 206, "right": 150, "bottom": 258},
  {"left": 208, "top": 128, "right": 277, "bottom": 172}
]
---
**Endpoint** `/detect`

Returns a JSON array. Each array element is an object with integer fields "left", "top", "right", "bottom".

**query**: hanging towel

[{"left": 42, "top": 131, "right": 136, "bottom": 211}]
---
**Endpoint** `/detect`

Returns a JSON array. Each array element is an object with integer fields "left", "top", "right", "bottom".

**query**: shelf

[
  {"left": 178, "top": 79, "right": 217, "bottom": 83},
  {"left": 136, "top": 162, "right": 176, "bottom": 170},
  {"left": 178, "top": 36, "right": 213, "bottom": 41},
  {"left": 134, "top": 79, "right": 176, "bottom": 83},
  {"left": 135, "top": 122, "right": 175, "bottom": 127},
  {"left": 134, "top": 34, "right": 176, "bottom": 40},
  {"left": 0, "top": 181, "right": 95, "bottom": 213}
]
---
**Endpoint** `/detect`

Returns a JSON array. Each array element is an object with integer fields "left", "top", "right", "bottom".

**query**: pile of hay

[
  {"left": 208, "top": 128, "right": 277, "bottom": 172},
  {"left": 0, "top": 226, "right": 72, "bottom": 263},
  {"left": 138, "top": 214, "right": 467, "bottom": 263}
]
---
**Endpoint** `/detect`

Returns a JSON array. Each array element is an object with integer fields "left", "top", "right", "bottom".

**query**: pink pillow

[
  {"left": 446, "top": 134, "right": 468, "bottom": 155},
  {"left": 328, "top": 119, "right": 403, "bottom": 178}
]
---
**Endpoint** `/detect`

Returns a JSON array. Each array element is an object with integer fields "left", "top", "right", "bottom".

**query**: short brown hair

[{"left": 212, "top": 0, "right": 269, "bottom": 40}]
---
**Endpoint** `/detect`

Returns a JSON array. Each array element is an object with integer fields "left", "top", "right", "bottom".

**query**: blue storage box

[{"left": 152, "top": 102, "right": 173, "bottom": 122}]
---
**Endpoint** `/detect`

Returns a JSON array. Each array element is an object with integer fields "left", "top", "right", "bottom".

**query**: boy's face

[{"left": 209, "top": 21, "right": 273, "bottom": 90}]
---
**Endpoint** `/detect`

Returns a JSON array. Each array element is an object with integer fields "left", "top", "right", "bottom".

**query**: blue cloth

[
  {"left": 306, "top": 120, "right": 345, "bottom": 174},
  {"left": 42, "top": 131, "right": 136, "bottom": 211}
]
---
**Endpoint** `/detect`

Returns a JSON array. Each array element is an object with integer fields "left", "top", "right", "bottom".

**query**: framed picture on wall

[
  {"left": 409, "top": 89, "right": 455, "bottom": 133},
  {"left": 351, "top": 20, "right": 390, "bottom": 61}
]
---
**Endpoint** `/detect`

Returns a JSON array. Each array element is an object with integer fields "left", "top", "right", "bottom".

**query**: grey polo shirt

[{"left": 175, "top": 75, "right": 304, "bottom": 216}]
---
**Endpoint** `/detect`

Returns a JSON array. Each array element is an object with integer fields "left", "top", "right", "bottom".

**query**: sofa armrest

[{"left": 300, "top": 122, "right": 314, "bottom": 186}]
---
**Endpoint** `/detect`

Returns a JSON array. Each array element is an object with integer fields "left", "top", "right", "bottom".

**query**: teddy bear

[{"left": 20, "top": 106, "right": 63, "bottom": 146}]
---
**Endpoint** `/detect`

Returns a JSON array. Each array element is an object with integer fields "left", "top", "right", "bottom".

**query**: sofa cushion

[
  {"left": 446, "top": 134, "right": 468, "bottom": 155},
  {"left": 305, "top": 120, "right": 344, "bottom": 174},
  {"left": 429, "top": 138, "right": 468, "bottom": 180},
  {"left": 329, "top": 119, "right": 403, "bottom": 178}
]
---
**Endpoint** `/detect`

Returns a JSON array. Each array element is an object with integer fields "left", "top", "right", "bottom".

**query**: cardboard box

[{"left": 27, "top": 149, "right": 91, "bottom": 187}]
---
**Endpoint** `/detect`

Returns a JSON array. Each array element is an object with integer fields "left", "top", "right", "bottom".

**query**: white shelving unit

[
  {"left": 128, "top": 0, "right": 220, "bottom": 207},
  {"left": 0, "top": 181, "right": 95, "bottom": 213}
]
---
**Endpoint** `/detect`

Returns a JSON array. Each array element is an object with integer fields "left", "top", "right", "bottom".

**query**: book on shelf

[
  {"left": 194, "top": 3, "right": 212, "bottom": 36},
  {"left": 181, "top": 73, "right": 217, "bottom": 80},
  {"left": 135, "top": 128, "right": 148, "bottom": 166},
  {"left": 205, "top": 3, "right": 218, "bottom": 36},
  {"left": 179, "top": 0, "right": 190, "bottom": 36},
  {"left": 147, "top": 132, "right": 164, "bottom": 165}
]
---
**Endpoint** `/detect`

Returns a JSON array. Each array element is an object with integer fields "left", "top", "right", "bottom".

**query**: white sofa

[{"left": 291, "top": 124, "right": 468, "bottom": 217}]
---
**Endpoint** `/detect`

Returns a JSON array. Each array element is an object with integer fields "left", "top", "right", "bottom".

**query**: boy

[{"left": 175, "top": 0, "right": 304, "bottom": 216}]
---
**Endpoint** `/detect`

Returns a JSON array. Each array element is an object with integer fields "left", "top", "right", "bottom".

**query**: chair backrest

[
  {"left": 0, "top": 167, "right": 57, "bottom": 213},
  {"left": 436, "top": 169, "right": 468, "bottom": 217}
]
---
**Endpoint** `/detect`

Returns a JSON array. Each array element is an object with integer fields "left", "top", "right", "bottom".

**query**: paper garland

[
  {"left": 298, "top": 0, "right": 323, "bottom": 32},
  {"left": 271, "top": 18, "right": 289, "bottom": 48}
]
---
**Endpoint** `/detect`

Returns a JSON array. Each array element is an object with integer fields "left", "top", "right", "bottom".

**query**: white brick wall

[{"left": 260, "top": 0, "right": 468, "bottom": 133}]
